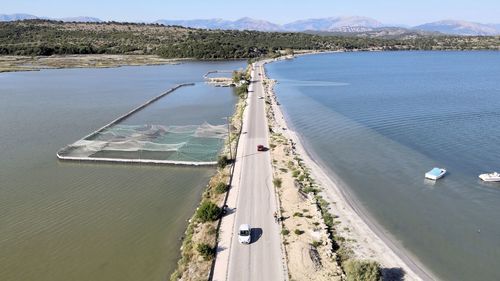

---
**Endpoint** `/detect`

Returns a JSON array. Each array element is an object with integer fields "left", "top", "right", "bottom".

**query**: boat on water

[
  {"left": 425, "top": 167, "right": 447, "bottom": 180},
  {"left": 479, "top": 172, "right": 500, "bottom": 182}
]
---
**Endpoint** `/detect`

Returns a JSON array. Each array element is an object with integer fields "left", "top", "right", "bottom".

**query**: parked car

[
  {"left": 238, "top": 224, "right": 251, "bottom": 244},
  {"left": 257, "top": 144, "right": 265, "bottom": 151}
]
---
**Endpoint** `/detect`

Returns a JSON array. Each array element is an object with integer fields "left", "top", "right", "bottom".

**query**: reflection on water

[
  {"left": 0, "top": 60, "right": 244, "bottom": 281},
  {"left": 267, "top": 51, "right": 500, "bottom": 281}
]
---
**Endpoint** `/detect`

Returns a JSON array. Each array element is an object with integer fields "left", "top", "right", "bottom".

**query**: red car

[{"left": 257, "top": 144, "right": 265, "bottom": 151}]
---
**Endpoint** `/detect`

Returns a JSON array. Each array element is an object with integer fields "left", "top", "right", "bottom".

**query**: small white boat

[
  {"left": 425, "top": 167, "right": 447, "bottom": 180},
  {"left": 479, "top": 172, "right": 500, "bottom": 182}
]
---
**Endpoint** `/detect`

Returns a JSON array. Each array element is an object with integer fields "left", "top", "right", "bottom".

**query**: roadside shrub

[
  {"left": 235, "top": 84, "right": 248, "bottom": 98},
  {"left": 294, "top": 229, "right": 304, "bottom": 235},
  {"left": 311, "top": 240, "right": 322, "bottom": 248},
  {"left": 303, "top": 186, "right": 319, "bottom": 194},
  {"left": 344, "top": 260, "right": 381, "bottom": 281},
  {"left": 214, "top": 182, "right": 229, "bottom": 194},
  {"left": 273, "top": 177, "right": 282, "bottom": 188},
  {"left": 337, "top": 245, "right": 354, "bottom": 263},
  {"left": 197, "top": 243, "right": 215, "bottom": 260},
  {"left": 281, "top": 229, "right": 290, "bottom": 235},
  {"left": 292, "top": 170, "right": 300, "bottom": 178},
  {"left": 196, "top": 201, "right": 221, "bottom": 222},
  {"left": 217, "top": 155, "right": 230, "bottom": 168},
  {"left": 293, "top": 212, "right": 303, "bottom": 217},
  {"left": 232, "top": 70, "right": 245, "bottom": 83},
  {"left": 323, "top": 212, "right": 334, "bottom": 229}
]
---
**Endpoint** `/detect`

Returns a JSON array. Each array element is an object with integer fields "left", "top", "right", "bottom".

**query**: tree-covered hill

[{"left": 0, "top": 20, "right": 498, "bottom": 59}]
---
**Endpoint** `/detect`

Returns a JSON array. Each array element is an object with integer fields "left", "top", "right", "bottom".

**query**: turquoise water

[
  {"left": 267, "top": 51, "right": 500, "bottom": 281},
  {"left": 0, "top": 61, "right": 244, "bottom": 281}
]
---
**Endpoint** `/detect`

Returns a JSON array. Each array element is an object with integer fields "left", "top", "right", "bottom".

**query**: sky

[{"left": 1, "top": 0, "right": 499, "bottom": 25}]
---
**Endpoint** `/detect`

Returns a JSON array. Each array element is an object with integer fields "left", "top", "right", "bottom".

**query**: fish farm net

[{"left": 58, "top": 123, "right": 227, "bottom": 164}]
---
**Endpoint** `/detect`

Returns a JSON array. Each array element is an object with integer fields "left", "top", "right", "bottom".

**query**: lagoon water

[
  {"left": 267, "top": 52, "right": 500, "bottom": 281},
  {"left": 0, "top": 61, "right": 244, "bottom": 281}
]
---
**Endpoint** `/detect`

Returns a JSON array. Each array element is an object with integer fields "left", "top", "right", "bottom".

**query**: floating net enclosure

[{"left": 58, "top": 123, "right": 227, "bottom": 165}]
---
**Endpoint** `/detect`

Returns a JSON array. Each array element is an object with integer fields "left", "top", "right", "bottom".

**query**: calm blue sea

[{"left": 267, "top": 51, "right": 500, "bottom": 281}]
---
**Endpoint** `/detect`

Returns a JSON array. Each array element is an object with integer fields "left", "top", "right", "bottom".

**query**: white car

[{"left": 238, "top": 224, "right": 251, "bottom": 244}]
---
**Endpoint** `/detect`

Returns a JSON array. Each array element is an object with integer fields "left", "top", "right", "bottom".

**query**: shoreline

[{"left": 262, "top": 55, "right": 438, "bottom": 281}]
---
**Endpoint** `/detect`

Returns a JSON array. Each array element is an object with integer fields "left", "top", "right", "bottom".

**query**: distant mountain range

[
  {"left": 0, "top": 13, "right": 102, "bottom": 23},
  {"left": 282, "top": 16, "right": 384, "bottom": 32},
  {"left": 156, "top": 17, "right": 282, "bottom": 31},
  {"left": 156, "top": 16, "right": 500, "bottom": 36},
  {"left": 414, "top": 20, "right": 499, "bottom": 36},
  {"left": 1, "top": 13, "right": 499, "bottom": 36}
]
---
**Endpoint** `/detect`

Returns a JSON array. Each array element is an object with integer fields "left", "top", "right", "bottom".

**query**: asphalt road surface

[{"left": 226, "top": 62, "right": 285, "bottom": 281}]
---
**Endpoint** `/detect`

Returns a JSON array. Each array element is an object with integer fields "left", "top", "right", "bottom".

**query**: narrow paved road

[{"left": 226, "top": 62, "right": 285, "bottom": 281}]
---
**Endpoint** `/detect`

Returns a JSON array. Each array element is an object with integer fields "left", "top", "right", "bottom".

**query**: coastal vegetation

[
  {"left": 217, "top": 155, "right": 230, "bottom": 168},
  {"left": 231, "top": 70, "right": 250, "bottom": 98},
  {"left": 0, "top": 20, "right": 498, "bottom": 61},
  {"left": 196, "top": 243, "right": 216, "bottom": 261},
  {"left": 196, "top": 201, "right": 221, "bottom": 222},
  {"left": 344, "top": 260, "right": 381, "bottom": 281},
  {"left": 214, "top": 182, "right": 229, "bottom": 194}
]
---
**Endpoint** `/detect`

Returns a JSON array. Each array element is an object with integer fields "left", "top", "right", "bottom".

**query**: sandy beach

[{"left": 262, "top": 55, "right": 438, "bottom": 281}]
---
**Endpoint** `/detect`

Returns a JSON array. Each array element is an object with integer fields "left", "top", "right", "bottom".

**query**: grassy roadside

[
  {"left": 169, "top": 67, "right": 250, "bottom": 281},
  {"left": 262, "top": 59, "right": 382, "bottom": 281}
]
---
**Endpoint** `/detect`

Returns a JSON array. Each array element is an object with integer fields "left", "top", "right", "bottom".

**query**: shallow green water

[{"left": 0, "top": 61, "right": 244, "bottom": 281}]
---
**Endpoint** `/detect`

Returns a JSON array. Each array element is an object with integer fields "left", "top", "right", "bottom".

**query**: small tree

[
  {"left": 232, "top": 70, "right": 244, "bottom": 83},
  {"left": 294, "top": 229, "right": 304, "bottom": 235},
  {"left": 344, "top": 260, "right": 381, "bottom": 281},
  {"left": 273, "top": 177, "right": 282, "bottom": 188},
  {"left": 218, "top": 155, "right": 230, "bottom": 168},
  {"left": 215, "top": 182, "right": 229, "bottom": 194},
  {"left": 196, "top": 201, "right": 221, "bottom": 222},
  {"left": 235, "top": 84, "right": 248, "bottom": 98},
  {"left": 197, "top": 243, "right": 215, "bottom": 260}
]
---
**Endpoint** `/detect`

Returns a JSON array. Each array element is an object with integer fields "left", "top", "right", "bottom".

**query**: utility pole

[
  {"left": 223, "top": 116, "right": 232, "bottom": 161},
  {"left": 227, "top": 116, "right": 232, "bottom": 161}
]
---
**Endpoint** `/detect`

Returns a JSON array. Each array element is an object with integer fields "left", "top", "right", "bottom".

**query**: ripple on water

[{"left": 269, "top": 51, "right": 500, "bottom": 281}]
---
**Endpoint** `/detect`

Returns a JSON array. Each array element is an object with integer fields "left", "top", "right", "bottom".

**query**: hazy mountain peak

[
  {"left": 0, "top": 13, "right": 102, "bottom": 23},
  {"left": 414, "top": 20, "right": 499, "bottom": 36},
  {"left": 59, "top": 16, "right": 102, "bottom": 23},
  {"left": 236, "top": 17, "right": 254, "bottom": 21},
  {"left": 156, "top": 17, "right": 281, "bottom": 31},
  {"left": 283, "top": 16, "right": 384, "bottom": 31},
  {"left": 230, "top": 17, "right": 282, "bottom": 31},
  {"left": 0, "top": 13, "right": 38, "bottom": 21}
]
